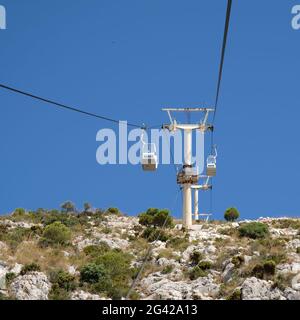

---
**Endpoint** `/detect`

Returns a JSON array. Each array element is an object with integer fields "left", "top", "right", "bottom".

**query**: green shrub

[
  {"left": 83, "top": 243, "right": 110, "bottom": 258},
  {"left": 83, "top": 203, "right": 92, "bottom": 213},
  {"left": 138, "top": 208, "right": 174, "bottom": 228},
  {"left": 49, "top": 285, "right": 70, "bottom": 300},
  {"left": 239, "top": 222, "right": 269, "bottom": 239},
  {"left": 49, "top": 270, "right": 76, "bottom": 291},
  {"left": 138, "top": 213, "right": 153, "bottom": 226},
  {"left": 224, "top": 208, "right": 240, "bottom": 222},
  {"left": 94, "top": 251, "right": 132, "bottom": 280},
  {"left": 296, "top": 247, "right": 300, "bottom": 254},
  {"left": 0, "top": 224, "right": 8, "bottom": 239},
  {"left": 12, "top": 208, "right": 26, "bottom": 220},
  {"left": 252, "top": 260, "right": 276, "bottom": 279},
  {"left": 30, "top": 225, "right": 43, "bottom": 236},
  {"left": 5, "top": 272, "right": 16, "bottom": 285},
  {"left": 190, "top": 251, "right": 204, "bottom": 266},
  {"left": 61, "top": 201, "right": 76, "bottom": 213},
  {"left": 219, "top": 228, "right": 236, "bottom": 236},
  {"left": 226, "top": 289, "right": 241, "bottom": 300},
  {"left": 161, "top": 265, "right": 174, "bottom": 274},
  {"left": 198, "top": 261, "right": 212, "bottom": 271},
  {"left": 106, "top": 208, "right": 121, "bottom": 216},
  {"left": 157, "top": 249, "right": 175, "bottom": 261},
  {"left": 188, "top": 260, "right": 212, "bottom": 280},
  {"left": 41, "top": 222, "right": 71, "bottom": 246},
  {"left": 232, "top": 255, "right": 245, "bottom": 267},
  {"left": 49, "top": 270, "right": 75, "bottom": 301},
  {"left": 251, "top": 263, "right": 264, "bottom": 279},
  {"left": 263, "top": 260, "right": 276, "bottom": 275},
  {"left": 152, "top": 210, "right": 173, "bottom": 228},
  {"left": 166, "top": 236, "right": 190, "bottom": 252},
  {"left": 91, "top": 277, "right": 114, "bottom": 295},
  {"left": 128, "top": 290, "right": 140, "bottom": 300},
  {"left": 3, "top": 227, "right": 32, "bottom": 250},
  {"left": 94, "top": 251, "right": 133, "bottom": 299},
  {"left": 189, "top": 266, "right": 207, "bottom": 280},
  {"left": 42, "top": 211, "right": 79, "bottom": 227},
  {"left": 272, "top": 273, "right": 294, "bottom": 291},
  {"left": 20, "top": 263, "right": 41, "bottom": 275},
  {"left": 0, "top": 226, "right": 38, "bottom": 248},
  {"left": 141, "top": 227, "right": 169, "bottom": 242},
  {"left": 80, "top": 263, "right": 108, "bottom": 284}
]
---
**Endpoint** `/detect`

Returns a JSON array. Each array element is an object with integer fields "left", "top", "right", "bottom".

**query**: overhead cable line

[
  {"left": 212, "top": 0, "right": 232, "bottom": 124},
  {"left": 0, "top": 83, "right": 143, "bottom": 128},
  {"left": 210, "top": 0, "right": 233, "bottom": 215}
]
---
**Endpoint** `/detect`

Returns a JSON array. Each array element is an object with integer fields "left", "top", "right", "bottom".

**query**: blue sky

[{"left": 0, "top": 0, "right": 299, "bottom": 220}]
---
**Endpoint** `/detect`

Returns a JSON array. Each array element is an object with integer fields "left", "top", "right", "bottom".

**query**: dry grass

[
  {"left": 156, "top": 248, "right": 177, "bottom": 260},
  {"left": 129, "top": 238, "right": 149, "bottom": 256},
  {"left": 213, "top": 237, "right": 232, "bottom": 249},
  {"left": 13, "top": 241, "right": 70, "bottom": 272},
  {"left": 140, "top": 262, "right": 164, "bottom": 279},
  {"left": 249, "top": 238, "right": 287, "bottom": 264},
  {"left": 218, "top": 277, "right": 243, "bottom": 299},
  {"left": 271, "top": 219, "right": 300, "bottom": 230},
  {"left": 214, "top": 250, "right": 233, "bottom": 271}
]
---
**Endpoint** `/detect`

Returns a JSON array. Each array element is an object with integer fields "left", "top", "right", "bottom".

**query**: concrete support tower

[{"left": 162, "top": 108, "right": 214, "bottom": 229}]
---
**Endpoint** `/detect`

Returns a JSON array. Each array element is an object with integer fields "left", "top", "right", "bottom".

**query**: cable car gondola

[
  {"left": 141, "top": 143, "right": 158, "bottom": 171},
  {"left": 206, "top": 145, "right": 217, "bottom": 177}
]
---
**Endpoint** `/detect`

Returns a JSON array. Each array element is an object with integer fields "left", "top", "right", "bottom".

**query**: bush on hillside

[
  {"left": 83, "top": 243, "right": 110, "bottom": 259},
  {"left": 232, "top": 255, "right": 245, "bottom": 267},
  {"left": 94, "top": 251, "right": 132, "bottom": 280},
  {"left": 12, "top": 208, "right": 26, "bottom": 220},
  {"left": 161, "top": 265, "right": 174, "bottom": 274},
  {"left": 189, "top": 266, "right": 207, "bottom": 280},
  {"left": 251, "top": 260, "right": 276, "bottom": 279},
  {"left": 263, "top": 260, "right": 276, "bottom": 275},
  {"left": 5, "top": 272, "right": 16, "bottom": 285},
  {"left": 138, "top": 208, "right": 174, "bottom": 228},
  {"left": 197, "top": 261, "right": 212, "bottom": 271},
  {"left": 40, "top": 221, "right": 71, "bottom": 246},
  {"left": 224, "top": 208, "right": 240, "bottom": 222},
  {"left": 80, "top": 263, "right": 108, "bottom": 284},
  {"left": 166, "top": 236, "right": 190, "bottom": 252},
  {"left": 189, "top": 251, "right": 204, "bottom": 266},
  {"left": 20, "top": 263, "right": 41, "bottom": 275},
  {"left": 106, "top": 208, "right": 121, "bottom": 216},
  {"left": 83, "top": 202, "right": 92, "bottom": 213},
  {"left": 61, "top": 201, "right": 76, "bottom": 213},
  {"left": 226, "top": 289, "right": 242, "bottom": 300},
  {"left": 141, "top": 227, "right": 169, "bottom": 242},
  {"left": 2, "top": 227, "right": 32, "bottom": 250},
  {"left": 50, "top": 270, "right": 76, "bottom": 291},
  {"left": 41, "top": 210, "right": 79, "bottom": 227},
  {"left": 80, "top": 250, "right": 133, "bottom": 299},
  {"left": 238, "top": 222, "right": 269, "bottom": 239}
]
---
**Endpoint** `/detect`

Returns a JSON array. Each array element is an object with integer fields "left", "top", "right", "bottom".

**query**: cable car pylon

[{"left": 162, "top": 108, "right": 214, "bottom": 229}]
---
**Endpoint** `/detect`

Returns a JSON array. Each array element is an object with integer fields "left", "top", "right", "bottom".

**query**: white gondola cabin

[
  {"left": 206, "top": 155, "right": 216, "bottom": 177},
  {"left": 141, "top": 143, "right": 158, "bottom": 171}
]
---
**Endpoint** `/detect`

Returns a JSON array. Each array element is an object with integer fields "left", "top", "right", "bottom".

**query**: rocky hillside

[{"left": 0, "top": 207, "right": 300, "bottom": 300}]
